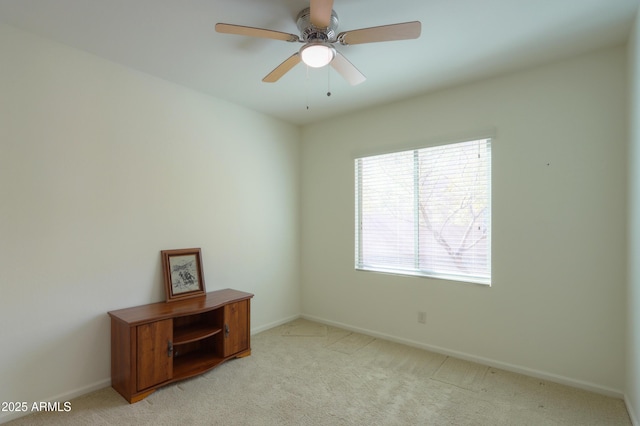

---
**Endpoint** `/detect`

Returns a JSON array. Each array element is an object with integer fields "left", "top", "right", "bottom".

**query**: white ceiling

[{"left": 0, "top": 0, "right": 637, "bottom": 125}]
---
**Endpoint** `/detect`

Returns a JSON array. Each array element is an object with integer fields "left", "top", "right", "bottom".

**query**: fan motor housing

[{"left": 296, "top": 7, "right": 339, "bottom": 41}]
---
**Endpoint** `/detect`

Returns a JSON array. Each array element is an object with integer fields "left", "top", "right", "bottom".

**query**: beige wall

[
  {"left": 0, "top": 24, "right": 301, "bottom": 421},
  {"left": 301, "top": 46, "right": 628, "bottom": 396},
  {"left": 627, "top": 8, "right": 640, "bottom": 425}
]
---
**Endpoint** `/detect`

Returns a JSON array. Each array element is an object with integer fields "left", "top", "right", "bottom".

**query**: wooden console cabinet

[{"left": 108, "top": 288, "right": 253, "bottom": 403}]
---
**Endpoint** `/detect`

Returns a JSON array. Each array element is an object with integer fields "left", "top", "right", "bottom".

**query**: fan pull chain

[
  {"left": 327, "top": 64, "right": 332, "bottom": 97},
  {"left": 306, "top": 65, "right": 310, "bottom": 110}
]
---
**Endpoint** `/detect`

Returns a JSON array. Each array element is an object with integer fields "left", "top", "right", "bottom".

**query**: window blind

[{"left": 355, "top": 138, "right": 491, "bottom": 284}]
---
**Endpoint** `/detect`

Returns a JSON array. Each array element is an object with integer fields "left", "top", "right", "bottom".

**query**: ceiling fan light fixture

[{"left": 300, "top": 43, "right": 336, "bottom": 68}]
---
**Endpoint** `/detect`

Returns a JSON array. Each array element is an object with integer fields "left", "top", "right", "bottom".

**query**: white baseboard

[
  {"left": 251, "top": 314, "right": 301, "bottom": 335},
  {"left": 301, "top": 313, "right": 625, "bottom": 400},
  {"left": 0, "top": 378, "right": 111, "bottom": 424},
  {"left": 626, "top": 394, "right": 639, "bottom": 426}
]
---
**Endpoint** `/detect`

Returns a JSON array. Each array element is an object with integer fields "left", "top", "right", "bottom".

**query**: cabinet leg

[
  {"left": 235, "top": 349, "right": 251, "bottom": 359},
  {"left": 128, "top": 389, "right": 156, "bottom": 404}
]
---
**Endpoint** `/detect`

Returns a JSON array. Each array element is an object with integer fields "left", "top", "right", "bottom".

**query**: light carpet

[{"left": 7, "top": 318, "right": 631, "bottom": 425}]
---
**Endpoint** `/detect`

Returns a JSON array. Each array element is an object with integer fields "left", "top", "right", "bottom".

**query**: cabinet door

[
  {"left": 223, "top": 300, "right": 249, "bottom": 357},
  {"left": 137, "top": 319, "right": 173, "bottom": 391}
]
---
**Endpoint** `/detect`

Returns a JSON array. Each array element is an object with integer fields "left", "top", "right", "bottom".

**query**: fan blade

[
  {"left": 330, "top": 52, "right": 366, "bottom": 86},
  {"left": 310, "top": 0, "right": 334, "bottom": 28},
  {"left": 263, "top": 53, "right": 302, "bottom": 83},
  {"left": 338, "top": 21, "right": 421, "bottom": 45},
  {"left": 215, "top": 23, "right": 299, "bottom": 42}
]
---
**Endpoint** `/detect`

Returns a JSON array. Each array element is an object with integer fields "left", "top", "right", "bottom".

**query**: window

[{"left": 355, "top": 138, "right": 491, "bottom": 285}]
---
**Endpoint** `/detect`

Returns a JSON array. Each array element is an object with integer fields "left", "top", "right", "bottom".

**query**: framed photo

[{"left": 161, "top": 248, "right": 206, "bottom": 302}]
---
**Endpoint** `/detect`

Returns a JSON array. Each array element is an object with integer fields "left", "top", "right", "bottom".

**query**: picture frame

[{"left": 161, "top": 248, "right": 206, "bottom": 302}]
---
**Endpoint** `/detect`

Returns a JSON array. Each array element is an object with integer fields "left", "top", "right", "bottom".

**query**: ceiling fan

[{"left": 215, "top": 0, "right": 421, "bottom": 86}]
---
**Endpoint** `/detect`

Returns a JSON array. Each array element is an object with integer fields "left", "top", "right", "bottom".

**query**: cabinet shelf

[
  {"left": 174, "top": 324, "right": 221, "bottom": 345},
  {"left": 173, "top": 351, "right": 225, "bottom": 379}
]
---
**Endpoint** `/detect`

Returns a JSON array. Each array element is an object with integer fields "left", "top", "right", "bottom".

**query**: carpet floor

[{"left": 7, "top": 318, "right": 632, "bottom": 425}]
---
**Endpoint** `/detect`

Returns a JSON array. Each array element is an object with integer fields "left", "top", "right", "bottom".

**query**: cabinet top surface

[{"left": 108, "top": 288, "right": 253, "bottom": 325}]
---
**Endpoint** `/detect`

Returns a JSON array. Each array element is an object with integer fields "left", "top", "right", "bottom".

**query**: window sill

[{"left": 355, "top": 266, "right": 491, "bottom": 286}]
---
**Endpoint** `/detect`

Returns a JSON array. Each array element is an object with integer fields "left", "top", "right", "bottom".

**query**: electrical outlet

[{"left": 418, "top": 311, "right": 427, "bottom": 324}]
